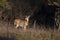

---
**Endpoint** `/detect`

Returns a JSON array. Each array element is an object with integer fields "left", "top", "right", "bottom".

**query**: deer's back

[{"left": 14, "top": 19, "right": 28, "bottom": 27}]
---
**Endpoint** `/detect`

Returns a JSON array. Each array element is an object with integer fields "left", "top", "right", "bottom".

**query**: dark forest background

[
  {"left": 0, "top": 0, "right": 60, "bottom": 29},
  {"left": 0, "top": 0, "right": 60, "bottom": 40}
]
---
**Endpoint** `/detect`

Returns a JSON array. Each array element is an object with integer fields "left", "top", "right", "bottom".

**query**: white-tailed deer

[{"left": 14, "top": 16, "right": 30, "bottom": 30}]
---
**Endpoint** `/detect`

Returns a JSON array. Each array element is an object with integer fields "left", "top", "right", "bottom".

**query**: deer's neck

[
  {"left": 25, "top": 17, "right": 30, "bottom": 23},
  {"left": 26, "top": 19, "right": 29, "bottom": 22}
]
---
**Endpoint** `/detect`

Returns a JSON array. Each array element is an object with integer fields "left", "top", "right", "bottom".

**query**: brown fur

[{"left": 14, "top": 16, "right": 30, "bottom": 30}]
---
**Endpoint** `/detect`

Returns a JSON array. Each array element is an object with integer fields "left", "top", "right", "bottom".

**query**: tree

[
  {"left": 34, "top": 0, "right": 60, "bottom": 6},
  {"left": 0, "top": 0, "right": 12, "bottom": 22},
  {"left": 0, "top": 0, "right": 11, "bottom": 9}
]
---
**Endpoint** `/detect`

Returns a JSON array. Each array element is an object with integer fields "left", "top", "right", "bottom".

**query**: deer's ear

[
  {"left": 25, "top": 15, "right": 30, "bottom": 19},
  {"left": 28, "top": 15, "right": 30, "bottom": 18}
]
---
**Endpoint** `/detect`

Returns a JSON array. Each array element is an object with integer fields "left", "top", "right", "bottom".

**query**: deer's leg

[
  {"left": 24, "top": 26, "right": 26, "bottom": 30},
  {"left": 15, "top": 25, "right": 19, "bottom": 28}
]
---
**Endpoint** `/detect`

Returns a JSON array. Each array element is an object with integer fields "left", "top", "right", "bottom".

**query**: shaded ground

[{"left": 0, "top": 36, "right": 15, "bottom": 40}]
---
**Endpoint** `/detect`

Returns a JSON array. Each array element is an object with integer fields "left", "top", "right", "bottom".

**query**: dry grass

[{"left": 0, "top": 21, "right": 60, "bottom": 40}]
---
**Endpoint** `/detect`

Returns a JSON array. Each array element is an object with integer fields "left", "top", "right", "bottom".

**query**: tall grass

[
  {"left": 0, "top": 28, "right": 60, "bottom": 40},
  {"left": 0, "top": 21, "right": 60, "bottom": 40}
]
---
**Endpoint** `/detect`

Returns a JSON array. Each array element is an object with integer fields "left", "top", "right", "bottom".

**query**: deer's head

[{"left": 25, "top": 16, "right": 30, "bottom": 22}]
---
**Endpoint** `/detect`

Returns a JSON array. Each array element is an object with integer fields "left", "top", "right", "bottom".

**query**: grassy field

[
  {"left": 0, "top": 28, "right": 60, "bottom": 40},
  {"left": 0, "top": 21, "right": 60, "bottom": 40}
]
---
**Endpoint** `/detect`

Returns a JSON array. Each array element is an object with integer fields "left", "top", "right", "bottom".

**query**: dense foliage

[{"left": 0, "top": 0, "right": 11, "bottom": 9}]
